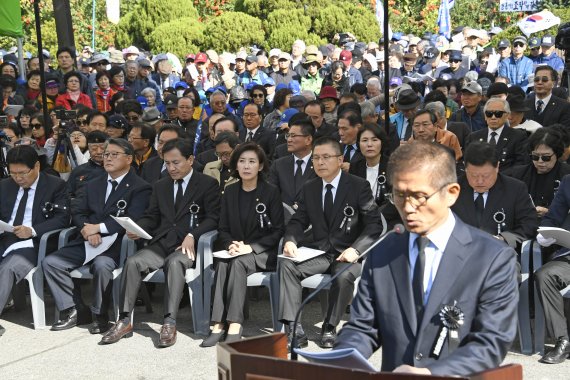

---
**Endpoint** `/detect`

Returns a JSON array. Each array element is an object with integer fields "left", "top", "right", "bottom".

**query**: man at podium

[{"left": 334, "top": 142, "right": 519, "bottom": 376}]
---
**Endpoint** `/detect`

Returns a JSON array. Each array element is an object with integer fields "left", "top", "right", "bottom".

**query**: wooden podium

[{"left": 217, "top": 333, "right": 522, "bottom": 380}]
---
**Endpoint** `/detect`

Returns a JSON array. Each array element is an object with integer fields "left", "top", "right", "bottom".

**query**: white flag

[
  {"left": 517, "top": 10, "right": 560, "bottom": 38},
  {"left": 375, "top": 0, "right": 393, "bottom": 40},
  {"left": 106, "top": 0, "right": 121, "bottom": 25}
]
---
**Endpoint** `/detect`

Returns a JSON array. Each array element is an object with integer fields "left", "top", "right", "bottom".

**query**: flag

[
  {"left": 106, "top": 0, "right": 121, "bottom": 24},
  {"left": 375, "top": 0, "right": 392, "bottom": 40},
  {"left": 437, "top": 0, "right": 451, "bottom": 39},
  {"left": 0, "top": 0, "right": 23, "bottom": 38},
  {"left": 517, "top": 10, "right": 560, "bottom": 38}
]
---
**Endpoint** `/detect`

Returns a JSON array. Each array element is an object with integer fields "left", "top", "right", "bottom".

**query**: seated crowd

[{"left": 1, "top": 30, "right": 570, "bottom": 365}]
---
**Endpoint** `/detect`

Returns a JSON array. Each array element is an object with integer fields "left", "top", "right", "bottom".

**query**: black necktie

[
  {"left": 105, "top": 180, "right": 118, "bottom": 204},
  {"left": 475, "top": 192, "right": 485, "bottom": 227},
  {"left": 403, "top": 119, "right": 413, "bottom": 140},
  {"left": 343, "top": 145, "right": 353, "bottom": 162},
  {"left": 489, "top": 131, "right": 497, "bottom": 146},
  {"left": 536, "top": 99, "right": 544, "bottom": 114},
  {"left": 294, "top": 159, "right": 304, "bottom": 190},
  {"left": 246, "top": 131, "right": 253, "bottom": 142},
  {"left": 324, "top": 184, "right": 334, "bottom": 226},
  {"left": 174, "top": 179, "right": 184, "bottom": 210},
  {"left": 13, "top": 188, "right": 30, "bottom": 226},
  {"left": 413, "top": 236, "right": 429, "bottom": 318}
]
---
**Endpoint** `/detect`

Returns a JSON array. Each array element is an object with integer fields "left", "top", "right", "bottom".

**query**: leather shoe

[
  {"left": 224, "top": 326, "right": 243, "bottom": 344},
  {"left": 0, "top": 324, "right": 5, "bottom": 337},
  {"left": 100, "top": 320, "right": 133, "bottom": 344},
  {"left": 287, "top": 331, "right": 309, "bottom": 350},
  {"left": 158, "top": 324, "right": 177, "bottom": 348},
  {"left": 200, "top": 329, "right": 226, "bottom": 348},
  {"left": 540, "top": 337, "right": 570, "bottom": 364},
  {"left": 88, "top": 319, "right": 111, "bottom": 335},
  {"left": 318, "top": 323, "right": 337, "bottom": 349},
  {"left": 51, "top": 308, "right": 78, "bottom": 331}
]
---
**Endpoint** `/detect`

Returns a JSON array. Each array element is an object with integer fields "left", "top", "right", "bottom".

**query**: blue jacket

[
  {"left": 238, "top": 70, "right": 271, "bottom": 87},
  {"left": 449, "top": 103, "right": 486, "bottom": 132},
  {"left": 498, "top": 55, "right": 534, "bottom": 91},
  {"left": 538, "top": 52, "right": 565, "bottom": 73}
]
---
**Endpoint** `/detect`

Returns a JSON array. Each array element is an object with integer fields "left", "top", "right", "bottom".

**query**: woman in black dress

[{"left": 201, "top": 142, "right": 284, "bottom": 347}]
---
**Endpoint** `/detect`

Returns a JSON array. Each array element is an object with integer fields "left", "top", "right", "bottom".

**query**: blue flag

[{"left": 437, "top": 0, "right": 451, "bottom": 39}]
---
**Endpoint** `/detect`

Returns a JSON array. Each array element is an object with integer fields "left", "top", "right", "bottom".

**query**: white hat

[
  {"left": 363, "top": 53, "right": 378, "bottom": 72},
  {"left": 236, "top": 51, "right": 247, "bottom": 61},
  {"left": 278, "top": 52, "right": 291, "bottom": 61},
  {"left": 123, "top": 46, "right": 140, "bottom": 57},
  {"left": 269, "top": 48, "right": 282, "bottom": 58}
]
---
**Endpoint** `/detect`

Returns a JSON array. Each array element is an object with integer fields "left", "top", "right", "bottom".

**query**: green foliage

[
  {"left": 147, "top": 18, "right": 204, "bottom": 57},
  {"left": 449, "top": 0, "right": 511, "bottom": 31},
  {"left": 264, "top": 8, "right": 312, "bottom": 50},
  {"left": 235, "top": 0, "right": 295, "bottom": 19},
  {"left": 313, "top": 4, "right": 380, "bottom": 43},
  {"left": 202, "top": 12, "right": 265, "bottom": 51},
  {"left": 117, "top": 0, "right": 199, "bottom": 50}
]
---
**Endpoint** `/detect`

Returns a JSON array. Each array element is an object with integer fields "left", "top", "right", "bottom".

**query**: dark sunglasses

[
  {"left": 480, "top": 60, "right": 488, "bottom": 65},
  {"left": 450, "top": 59, "right": 462, "bottom": 63},
  {"left": 534, "top": 76, "right": 550, "bottom": 83},
  {"left": 31, "top": 123, "right": 43, "bottom": 129},
  {"left": 530, "top": 153, "right": 554, "bottom": 162},
  {"left": 484, "top": 110, "right": 506, "bottom": 118},
  {"left": 513, "top": 42, "right": 525, "bottom": 48},
  {"left": 252, "top": 94, "right": 264, "bottom": 98},
  {"left": 126, "top": 116, "right": 140, "bottom": 121}
]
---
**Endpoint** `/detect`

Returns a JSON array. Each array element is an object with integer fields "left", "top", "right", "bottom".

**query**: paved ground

[{"left": 0, "top": 285, "right": 568, "bottom": 379}]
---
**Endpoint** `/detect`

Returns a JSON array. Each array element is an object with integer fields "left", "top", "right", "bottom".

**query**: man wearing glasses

[
  {"left": 466, "top": 98, "right": 528, "bottom": 171},
  {"left": 334, "top": 142, "right": 519, "bottom": 376},
  {"left": 279, "top": 137, "right": 382, "bottom": 349},
  {"left": 435, "top": 50, "right": 468, "bottom": 80},
  {"left": 0, "top": 145, "right": 70, "bottom": 338},
  {"left": 452, "top": 141, "right": 537, "bottom": 249},
  {"left": 524, "top": 66, "right": 570, "bottom": 127},
  {"left": 203, "top": 131, "right": 240, "bottom": 193},
  {"left": 498, "top": 35, "right": 534, "bottom": 92},
  {"left": 43, "top": 139, "right": 151, "bottom": 334}
]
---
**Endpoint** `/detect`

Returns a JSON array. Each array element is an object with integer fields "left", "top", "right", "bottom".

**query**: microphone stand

[{"left": 290, "top": 224, "right": 404, "bottom": 360}]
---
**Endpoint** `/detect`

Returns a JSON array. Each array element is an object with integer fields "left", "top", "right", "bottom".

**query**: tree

[
  {"left": 264, "top": 8, "right": 312, "bottom": 50},
  {"left": 202, "top": 11, "right": 265, "bottom": 51},
  {"left": 147, "top": 18, "right": 204, "bottom": 58},
  {"left": 313, "top": 3, "right": 380, "bottom": 43}
]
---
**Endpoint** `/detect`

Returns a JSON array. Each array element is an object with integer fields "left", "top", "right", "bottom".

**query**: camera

[
  {"left": 555, "top": 22, "right": 570, "bottom": 50},
  {"left": 0, "top": 116, "right": 8, "bottom": 128},
  {"left": 54, "top": 109, "right": 78, "bottom": 121}
]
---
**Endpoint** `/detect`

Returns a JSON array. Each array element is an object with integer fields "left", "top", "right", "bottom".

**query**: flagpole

[
  {"left": 383, "top": 0, "right": 390, "bottom": 127},
  {"left": 32, "top": 0, "right": 50, "bottom": 127}
]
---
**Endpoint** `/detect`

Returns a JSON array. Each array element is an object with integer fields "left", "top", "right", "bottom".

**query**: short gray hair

[
  {"left": 360, "top": 101, "right": 377, "bottom": 118},
  {"left": 125, "top": 60, "right": 139, "bottom": 69},
  {"left": 484, "top": 98, "right": 510, "bottom": 113},
  {"left": 424, "top": 101, "right": 445, "bottom": 118},
  {"left": 141, "top": 87, "right": 156, "bottom": 97},
  {"left": 367, "top": 77, "right": 381, "bottom": 90},
  {"left": 210, "top": 90, "right": 226, "bottom": 102}
]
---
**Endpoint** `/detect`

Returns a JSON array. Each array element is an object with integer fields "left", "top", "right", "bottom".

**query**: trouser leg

[
  {"left": 327, "top": 261, "right": 361, "bottom": 326},
  {"left": 225, "top": 254, "right": 259, "bottom": 324},
  {"left": 90, "top": 256, "right": 117, "bottom": 316},
  {"left": 535, "top": 256, "right": 570, "bottom": 340},
  {"left": 163, "top": 251, "right": 194, "bottom": 320},
  {"left": 211, "top": 259, "right": 231, "bottom": 323},
  {"left": 42, "top": 246, "right": 85, "bottom": 311},
  {"left": 0, "top": 248, "right": 37, "bottom": 314}
]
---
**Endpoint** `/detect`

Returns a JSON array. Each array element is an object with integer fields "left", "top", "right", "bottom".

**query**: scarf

[{"left": 68, "top": 89, "right": 81, "bottom": 103}]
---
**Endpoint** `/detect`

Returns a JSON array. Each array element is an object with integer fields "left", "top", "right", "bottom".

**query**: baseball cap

[
  {"left": 339, "top": 50, "right": 352, "bottom": 63},
  {"left": 528, "top": 37, "right": 541, "bottom": 49},
  {"left": 461, "top": 81, "right": 482, "bottom": 95},
  {"left": 194, "top": 52, "right": 208, "bottom": 64},
  {"left": 541, "top": 34, "right": 555, "bottom": 47},
  {"left": 185, "top": 53, "right": 196, "bottom": 62},
  {"left": 448, "top": 50, "right": 462, "bottom": 61},
  {"left": 486, "top": 82, "right": 509, "bottom": 98},
  {"left": 174, "top": 81, "right": 189, "bottom": 89},
  {"left": 108, "top": 115, "right": 129, "bottom": 130},
  {"left": 236, "top": 51, "right": 247, "bottom": 61},
  {"left": 423, "top": 47, "right": 439, "bottom": 63},
  {"left": 137, "top": 58, "right": 152, "bottom": 68},
  {"left": 488, "top": 27, "right": 503, "bottom": 36},
  {"left": 206, "top": 50, "right": 219, "bottom": 64},
  {"left": 497, "top": 39, "right": 510, "bottom": 49},
  {"left": 409, "top": 36, "right": 421, "bottom": 46},
  {"left": 513, "top": 36, "right": 527, "bottom": 45},
  {"left": 389, "top": 77, "right": 403, "bottom": 87},
  {"left": 278, "top": 52, "right": 291, "bottom": 61},
  {"left": 164, "top": 94, "right": 178, "bottom": 109},
  {"left": 269, "top": 48, "right": 281, "bottom": 58},
  {"left": 123, "top": 46, "right": 140, "bottom": 57},
  {"left": 246, "top": 55, "right": 257, "bottom": 64},
  {"left": 277, "top": 108, "right": 299, "bottom": 128}
]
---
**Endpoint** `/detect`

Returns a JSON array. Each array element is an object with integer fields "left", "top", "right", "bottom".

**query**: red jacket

[
  {"left": 55, "top": 92, "right": 93, "bottom": 110},
  {"left": 95, "top": 88, "right": 117, "bottom": 113}
]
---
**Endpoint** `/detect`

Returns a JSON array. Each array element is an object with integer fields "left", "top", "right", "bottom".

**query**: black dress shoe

[
  {"left": 540, "top": 337, "right": 570, "bottom": 364},
  {"left": 287, "top": 331, "right": 309, "bottom": 349},
  {"left": 88, "top": 320, "right": 111, "bottom": 334},
  {"left": 51, "top": 308, "right": 79, "bottom": 331},
  {"left": 200, "top": 330, "right": 226, "bottom": 348},
  {"left": 224, "top": 326, "right": 243, "bottom": 344},
  {"left": 0, "top": 324, "right": 5, "bottom": 337},
  {"left": 318, "top": 323, "right": 337, "bottom": 349}
]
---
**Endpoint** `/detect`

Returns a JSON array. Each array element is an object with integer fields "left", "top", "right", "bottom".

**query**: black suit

[
  {"left": 43, "top": 168, "right": 151, "bottom": 315},
  {"left": 268, "top": 155, "right": 316, "bottom": 207},
  {"left": 66, "top": 160, "right": 106, "bottom": 198},
  {"left": 446, "top": 121, "right": 471, "bottom": 150},
  {"left": 211, "top": 181, "right": 284, "bottom": 324},
  {"left": 451, "top": 173, "right": 538, "bottom": 248},
  {"left": 118, "top": 171, "right": 220, "bottom": 320},
  {"left": 0, "top": 173, "right": 70, "bottom": 313},
  {"left": 140, "top": 156, "right": 167, "bottom": 185},
  {"left": 195, "top": 148, "right": 218, "bottom": 168},
  {"left": 466, "top": 126, "right": 528, "bottom": 171},
  {"left": 279, "top": 171, "right": 382, "bottom": 326},
  {"left": 239, "top": 126, "right": 276, "bottom": 159},
  {"left": 314, "top": 122, "right": 337, "bottom": 139},
  {"left": 525, "top": 94, "right": 570, "bottom": 127}
]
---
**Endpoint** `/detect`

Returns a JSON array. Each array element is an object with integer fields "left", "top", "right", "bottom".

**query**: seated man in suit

[
  {"left": 451, "top": 141, "right": 537, "bottom": 249},
  {"left": 239, "top": 103, "right": 275, "bottom": 160},
  {"left": 203, "top": 131, "right": 240, "bottom": 193},
  {"left": 335, "top": 142, "right": 519, "bottom": 376},
  {"left": 338, "top": 109, "right": 365, "bottom": 172},
  {"left": 0, "top": 146, "right": 70, "bottom": 338},
  {"left": 524, "top": 65, "right": 570, "bottom": 127},
  {"left": 66, "top": 131, "right": 108, "bottom": 198},
  {"left": 43, "top": 138, "right": 152, "bottom": 333},
  {"left": 279, "top": 137, "right": 382, "bottom": 349},
  {"left": 101, "top": 138, "right": 220, "bottom": 347},
  {"left": 268, "top": 119, "right": 316, "bottom": 208},
  {"left": 466, "top": 98, "right": 528, "bottom": 172},
  {"left": 535, "top": 175, "right": 570, "bottom": 364},
  {"left": 141, "top": 124, "right": 186, "bottom": 184}
]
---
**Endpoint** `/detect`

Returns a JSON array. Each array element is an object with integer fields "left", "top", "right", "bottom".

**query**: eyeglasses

[
  {"left": 530, "top": 47, "right": 540, "bottom": 51},
  {"left": 534, "top": 76, "right": 551, "bottom": 83},
  {"left": 450, "top": 59, "right": 462, "bottom": 63},
  {"left": 31, "top": 123, "right": 43, "bottom": 129},
  {"left": 103, "top": 152, "right": 129, "bottom": 159},
  {"left": 126, "top": 115, "right": 140, "bottom": 122},
  {"left": 480, "top": 60, "right": 489, "bottom": 65},
  {"left": 9, "top": 168, "right": 33, "bottom": 179},
  {"left": 285, "top": 133, "right": 309, "bottom": 139},
  {"left": 312, "top": 154, "right": 341, "bottom": 162},
  {"left": 387, "top": 183, "right": 450, "bottom": 209},
  {"left": 412, "top": 122, "right": 433, "bottom": 129},
  {"left": 513, "top": 42, "right": 526, "bottom": 48},
  {"left": 484, "top": 110, "right": 506, "bottom": 118},
  {"left": 215, "top": 151, "right": 233, "bottom": 159},
  {"left": 530, "top": 153, "right": 554, "bottom": 162},
  {"left": 252, "top": 94, "right": 264, "bottom": 98}
]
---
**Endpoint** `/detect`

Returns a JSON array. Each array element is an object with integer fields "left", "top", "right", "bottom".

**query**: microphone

[{"left": 289, "top": 224, "right": 405, "bottom": 360}]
